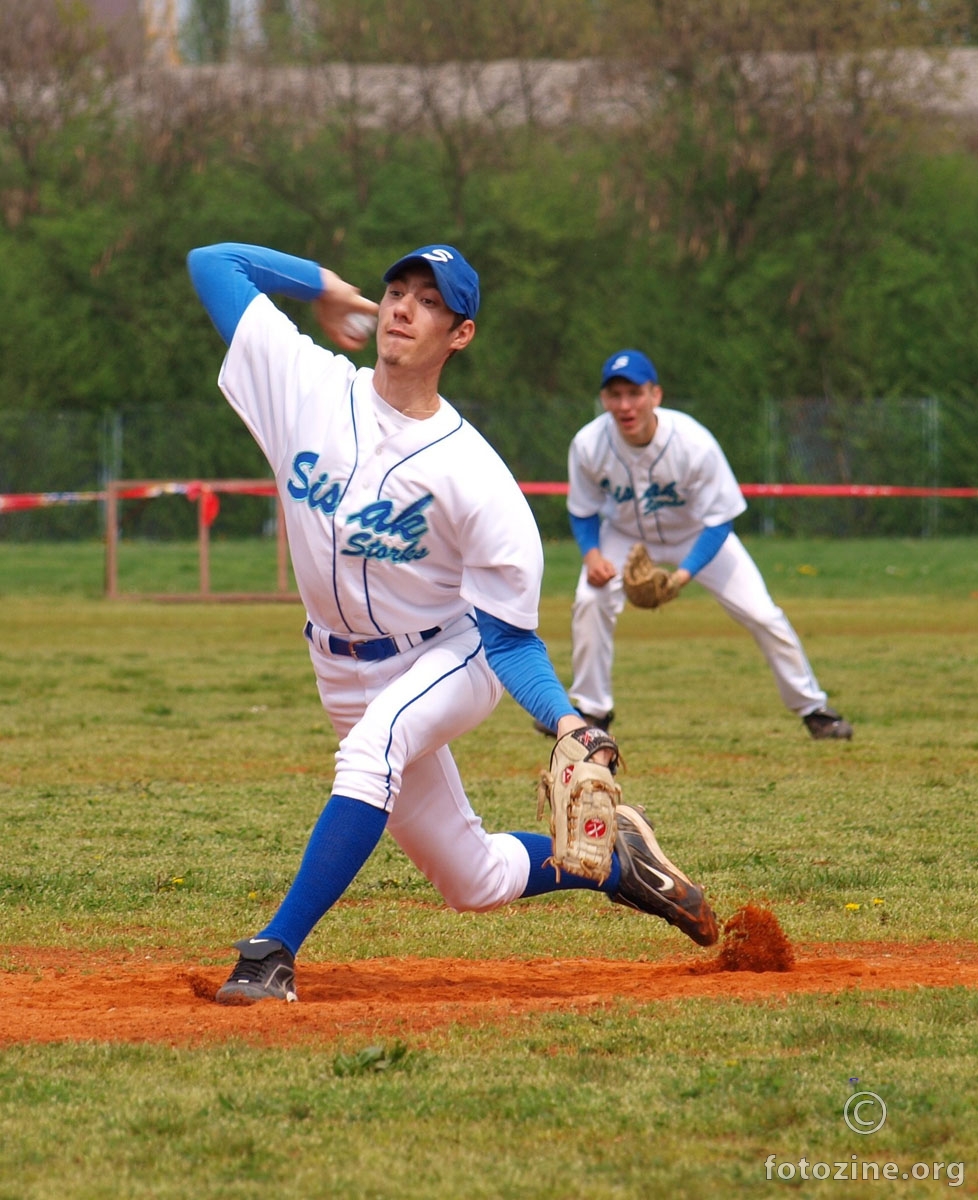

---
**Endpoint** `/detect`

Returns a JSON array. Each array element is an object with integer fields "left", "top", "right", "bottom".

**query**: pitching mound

[{"left": 1, "top": 929, "right": 977, "bottom": 1047}]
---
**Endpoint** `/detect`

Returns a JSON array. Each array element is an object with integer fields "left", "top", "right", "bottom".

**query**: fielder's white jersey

[
  {"left": 567, "top": 408, "right": 747, "bottom": 546},
  {"left": 219, "top": 294, "right": 543, "bottom": 636}
]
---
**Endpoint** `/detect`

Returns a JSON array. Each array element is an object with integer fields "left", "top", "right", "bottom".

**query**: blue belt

[{"left": 305, "top": 621, "right": 441, "bottom": 662}]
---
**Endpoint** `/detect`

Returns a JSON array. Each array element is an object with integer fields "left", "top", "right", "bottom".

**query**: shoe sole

[
  {"left": 215, "top": 983, "right": 298, "bottom": 1005},
  {"left": 614, "top": 806, "right": 718, "bottom": 947}
]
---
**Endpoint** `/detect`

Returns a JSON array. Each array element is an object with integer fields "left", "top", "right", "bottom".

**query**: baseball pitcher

[{"left": 187, "top": 248, "right": 718, "bottom": 1003}]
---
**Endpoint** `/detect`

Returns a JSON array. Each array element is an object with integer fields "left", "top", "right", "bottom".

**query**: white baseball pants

[
  {"left": 307, "top": 615, "right": 531, "bottom": 912},
  {"left": 569, "top": 526, "right": 827, "bottom": 721}
]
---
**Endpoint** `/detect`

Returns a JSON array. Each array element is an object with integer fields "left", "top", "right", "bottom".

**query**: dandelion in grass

[
  {"left": 845, "top": 902, "right": 861, "bottom": 912},
  {"left": 872, "top": 898, "right": 884, "bottom": 906}
]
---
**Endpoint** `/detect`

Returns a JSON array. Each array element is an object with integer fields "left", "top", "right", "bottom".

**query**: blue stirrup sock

[
  {"left": 258, "top": 794, "right": 388, "bottom": 956},
  {"left": 512, "top": 832, "right": 621, "bottom": 897}
]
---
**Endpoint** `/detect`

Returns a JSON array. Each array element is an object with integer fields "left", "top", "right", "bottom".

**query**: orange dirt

[
  {"left": 2, "top": 906, "right": 977, "bottom": 1047},
  {"left": 714, "top": 903, "right": 796, "bottom": 973}
]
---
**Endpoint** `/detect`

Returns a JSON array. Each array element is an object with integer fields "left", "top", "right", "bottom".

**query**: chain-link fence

[
  {"left": 1, "top": 397, "right": 974, "bottom": 541},
  {"left": 0, "top": 407, "right": 272, "bottom": 541},
  {"left": 757, "top": 396, "right": 946, "bottom": 538}
]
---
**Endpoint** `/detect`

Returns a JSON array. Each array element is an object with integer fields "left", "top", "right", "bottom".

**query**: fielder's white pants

[
  {"left": 570, "top": 526, "right": 827, "bottom": 721},
  {"left": 307, "top": 614, "right": 531, "bottom": 913}
]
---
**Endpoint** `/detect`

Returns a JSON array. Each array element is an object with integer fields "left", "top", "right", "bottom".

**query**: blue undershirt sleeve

[
  {"left": 475, "top": 609, "right": 576, "bottom": 733},
  {"left": 186, "top": 243, "right": 326, "bottom": 346},
  {"left": 569, "top": 512, "right": 601, "bottom": 557},
  {"left": 678, "top": 520, "right": 733, "bottom": 576}
]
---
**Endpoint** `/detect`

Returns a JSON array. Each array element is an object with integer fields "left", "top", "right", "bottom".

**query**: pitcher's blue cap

[
  {"left": 382, "top": 245, "right": 480, "bottom": 319},
  {"left": 600, "top": 349, "right": 658, "bottom": 388}
]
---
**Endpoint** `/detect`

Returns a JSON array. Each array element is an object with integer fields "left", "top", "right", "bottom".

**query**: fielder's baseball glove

[
  {"left": 537, "top": 727, "right": 621, "bottom": 884},
  {"left": 622, "top": 543, "right": 680, "bottom": 609}
]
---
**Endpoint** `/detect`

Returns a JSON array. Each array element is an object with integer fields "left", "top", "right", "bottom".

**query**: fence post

[
  {"left": 924, "top": 396, "right": 940, "bottom": 537},
  {"left": 105, "top": 482, "right": 119, "bottom": 599},
  {"left": 198, "top": 490, "right": 211, "bottom": 596},
  {"left": 762, "top": 397, "right": 777, "bottom": 535},
  {"left": 99, "top": 411, "right": 123, "bottom": 536},
  {"left": 276, "top": 497, "right": 289, "bottom": 594}
]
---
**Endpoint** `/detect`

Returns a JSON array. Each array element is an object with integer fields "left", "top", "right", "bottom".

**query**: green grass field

[{"left": 1, "top": 537, "right": 976, "bottom": 1199}]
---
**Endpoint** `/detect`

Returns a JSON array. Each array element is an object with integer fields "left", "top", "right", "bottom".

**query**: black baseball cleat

[
  {"left": 802, "top": 707, "right": 853, "bottom": 741},
  {"left": 579, "top": 709, "right": 614, "bottom": 732},
  {"left": 215, "top": 937, "right": 298, "bottom": 1005},
  {"left": 610, "top": 804, "right": 718, "bottom": 946},
  {"left": 532, "top": 709, "right": 614, "bottom": 737}
]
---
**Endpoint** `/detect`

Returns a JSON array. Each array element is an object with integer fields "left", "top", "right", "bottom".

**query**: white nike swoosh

[
  {"left": 247, "top": 938, "right": 271, "bottom": 944},
  {"left": 637, "top": 862, "right": 675, "bottom": 892}
]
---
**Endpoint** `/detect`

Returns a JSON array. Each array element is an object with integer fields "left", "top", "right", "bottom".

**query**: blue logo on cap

[{"left": 600, "top": 349, "right": 658, "bottom": 388}]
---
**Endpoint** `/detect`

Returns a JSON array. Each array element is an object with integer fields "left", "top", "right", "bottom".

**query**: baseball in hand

[{"left": 342, "top": 312, "right": 377, "bottom": 342}]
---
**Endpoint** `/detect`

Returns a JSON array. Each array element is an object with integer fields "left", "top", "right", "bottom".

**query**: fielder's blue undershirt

[
  {"left": 679, "top": 520, "right": 733, "bottom": 574},
  {"left": 570, "top": 513, "right": 733, "bottom": 577},
  {"left": 569, "top": 512, "right": 602, "bottom": 556}
]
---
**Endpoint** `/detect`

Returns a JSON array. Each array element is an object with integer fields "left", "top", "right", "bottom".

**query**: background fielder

[
  {"left": 552, "top": 348, "right": 853, "bottom": 742},
  {"left": 187, "top": 246, "right": 718, "bottom": 1003}
]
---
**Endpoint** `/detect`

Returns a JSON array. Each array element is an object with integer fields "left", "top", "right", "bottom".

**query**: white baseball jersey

[
  {"left": 568, "top": 408, "right": 747, "bottom": 543},
  {"left": 219, "top": 294, "right": 544, "bottom": 636},
  {"left": 566, "top": 406, "right": 828, "bottom": 721}
]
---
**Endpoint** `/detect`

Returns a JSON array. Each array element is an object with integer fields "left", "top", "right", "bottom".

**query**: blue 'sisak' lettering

[
  {"left": 600, "top": 476, "right": 685, "bottom": 513},
  {"left": 287, "top": 453, "right": 433, "bottom": 561},
  {"left": 600, "top": 477, "right": 634, "bottom": 503},
  {"left": 287, "top": 451, "right": 342, "bottom": 514}
]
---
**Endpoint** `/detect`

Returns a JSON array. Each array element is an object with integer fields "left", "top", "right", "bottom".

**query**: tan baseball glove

[
  {"left": 537, "top": 727, "right": 621, "bottom": 884},
  {"left": 622, "top": 543, "right": 681, "bottom": 609}
]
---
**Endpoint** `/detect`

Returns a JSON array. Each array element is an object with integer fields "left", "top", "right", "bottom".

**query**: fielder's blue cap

[
  {"left": 382, "top": 244, "right": 480, "bottom": 319},
  {"left": 600, "top": 349, "right": 658, "bottom": 388}
]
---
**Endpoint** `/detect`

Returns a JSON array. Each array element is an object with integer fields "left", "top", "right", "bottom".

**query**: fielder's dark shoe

[
  {"left": 532, "top": 709, "right": 614, "bottom": 737},
  {"left": 215, "top": 937, "right": 298, "bottom": 1005},
  {"left": 580, "top": 710, "right": 614, "bottom": 732},
  {"left": 802, "top": 707, "right": 853, "bottom": 741},
  {"left": 611, "top": 804, "right": 718, "bottom": 947}
]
